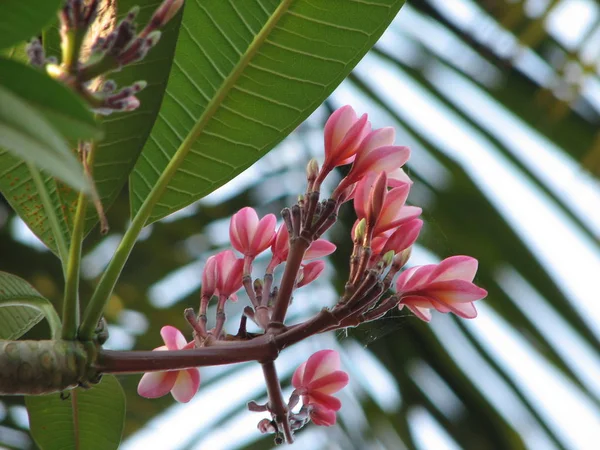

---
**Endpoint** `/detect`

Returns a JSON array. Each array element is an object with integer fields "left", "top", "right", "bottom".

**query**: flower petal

[
  {"left": 137, "top": 371, "right": 178, "bottom": 398},
  {"left": 305, "top": 239, "right": 336, "bottom": 260},
  {"left": 292, "top": 361, "right": 307, "bottom": 388},
  {"left": 170, "top": 368, "right": 201, "bottom": 403},
  {"left": 404, "top": 303, "right": 432, "bottom": 322},
  {"left": 303, "top": 350, "right": 341, "bottom": 384},
  {"left": 310, "top": 406, "right": 337, "bottom": 426},
  {"left": 309, "top": 371, "right": 349, "bottom": 395},
  {"left": 427, "top": 280, "right": 488, "bottom": 303},
  {"left": 160, "top": 325, "right": 187, "bottom": 350},
  {"left": 431, "top": 255, "right": 479, "bottom": 283},
  {"left": 308, "top": 391, "right": 342, "bottom": 411}
]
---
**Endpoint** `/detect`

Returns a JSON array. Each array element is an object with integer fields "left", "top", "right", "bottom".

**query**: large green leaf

[
  {"left": 0, "top": 58, "right": 102, "bottom": 140},
  {"left": 0, "top": 85, "right": 89, "bottom": 193},
  {"left": 0, "top": 271, "right": 60, "bottom": 340},
  {"left": 0, "top": 0, "right": 61, "bottom": 50},
  {"left": 26, "top": 375, "right": 125, "bottom": 450},
  {"left": 130, "top": 0, "right": 405, "bottom": 223}
]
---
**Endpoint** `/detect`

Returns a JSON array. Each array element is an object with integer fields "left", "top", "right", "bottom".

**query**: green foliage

[
  {"left": 26, "top": 375, "right": 126, "bottom": 450},
  {"left": 0, "top": 58, "right": 102, "bottom": 140},
  {"left": 0, "top": 85, "right": 89, "bottom": 192},
  {"left": 130, "top": 0, "right": 405, "bottom": 223},
  {"left": 0, "top": 271, "right": 60, "bottom": 340},
  {"left": 0, "top": 0, "right": 62, "bottom": 49}
]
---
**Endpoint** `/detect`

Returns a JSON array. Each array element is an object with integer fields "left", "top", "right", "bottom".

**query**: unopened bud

[
  {"left": 257, "top": 419, "right": 277, "bottom": 434},
  {"left": 151, "top": 0, "right": 184, "bottom": 29},
  {"left": 306, "top": 158, "right": 319, "bottom": 181},
  {"left": 354, "top": 218, "right": 366, "bottom": 243},
  {"left": 253, "top": 278, "right": 263, "bottom": 292},
  {"left": 146, "top": 30, "right": 162, "bottom": 48},
  {"left": 392, "top": 247, "right": 412, "bottom": 269},
  {"left": 132, "top": 80, "right": 148, "bottom": 92},
  {"left": 382, "top": 250, "right": 395, "bottom": 267},
  {"left": 101, "top": 80, "right": 117, "bottom": 93}
]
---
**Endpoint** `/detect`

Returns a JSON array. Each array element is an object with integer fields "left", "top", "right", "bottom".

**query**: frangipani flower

[
  {"left": 137, "top": 326, "right": 200, "bottom": 403},
  {"left": 292, "top": 350, "right": 349, "bottom": 413},
  {"left": 396, "top": 255, "right": 488, "bottom": 322},
  {"left": 229, "top": 207, "right": 277, "bottom": 259},
  {"left": 317, "top": 105, "right": 371, "bottom": 184}
]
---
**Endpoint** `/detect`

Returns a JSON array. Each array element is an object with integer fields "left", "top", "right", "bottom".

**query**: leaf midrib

[{"left": 142, "top": 0, "right": 295, "bottom": 208}]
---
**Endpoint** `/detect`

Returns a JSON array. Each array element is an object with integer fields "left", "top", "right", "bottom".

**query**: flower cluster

[{"left": 136, "top": 105, "right": 487, "bottom": 444}]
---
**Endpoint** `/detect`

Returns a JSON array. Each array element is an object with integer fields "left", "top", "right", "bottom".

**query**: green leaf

[
  {"left": 0, "top": 0, "right": 62, "bottom": 50},
  {"left": 0, "top": 85, "right": 90, "bottom": 193},
  {"left": 26, "top": 375, "right": 125, "bottom": 450},
  {"left": 0, "top": 271, "right": 60, "bottom": 340},
  {"left": 130, "top": 0, "right": 405, "bottom": 223},
  {"left": 0, "top": 155, "right": 70, "bottom": 255},
  {"left": 0, "top": 58, "right": 102, "bottom": 140}
]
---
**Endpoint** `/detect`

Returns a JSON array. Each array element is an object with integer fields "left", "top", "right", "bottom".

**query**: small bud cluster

[
  {"left": 46, "top": 0, "right": 183, "bottom": 114},
  {"left": 136, "top": 106, "right": 488, "bottom": 444}
]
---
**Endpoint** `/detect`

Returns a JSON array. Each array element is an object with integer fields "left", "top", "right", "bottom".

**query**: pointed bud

[
  {"left": 392, "top": 247, "right": 411, "bottom": 269},
  {"left": 151, "top": 0, "right": 184, "bottom": 29},
  {"left": 146, "top": 30, "right": 162, "bottom": 48},
  {"left": 382, "top": 250, "right": 395, "bottom": 267},
  {"left": 253, "top": 278, "right": 263, "bottom": 292},
  {"left": 367, "top": 171, "right": 387, "bottom": 229},
  {"left": 307, "top": 159, "right": 319, "bottom": 179},
  {"left": 354, "top": 218, "right": 366, "bottom": 243}
]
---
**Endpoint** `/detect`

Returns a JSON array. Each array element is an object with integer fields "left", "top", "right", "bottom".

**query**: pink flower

[
  {"left": 229, "top": 207, "right": 276, "bottom": 258},
  {"left": 215, "top": 250, "right": 244, "bottom": 300},
  {"left": 267, "top": 224, "right": 336, "bottom": 272},
  {"left": 137, "top": 326, "right": 200, "bottom": 403},
  {"left": 395, "top": 256, "right": 488, "bottom": 322},
  {"left": 318, "top": 106, "right": 371, "bottom": 183},
  {"left": 296, "top": 261, "right": 326, "bottom": 288},
  {"left": 292, "top": 350, "right": 349, "bottom": 412},
  {"left": 333, "top": 127, "right": 411, "bottom": 198}
]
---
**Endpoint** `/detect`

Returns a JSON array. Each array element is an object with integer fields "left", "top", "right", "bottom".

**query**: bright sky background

[{"left": 5, "top": 0, "right": 600, "bottom": 449}]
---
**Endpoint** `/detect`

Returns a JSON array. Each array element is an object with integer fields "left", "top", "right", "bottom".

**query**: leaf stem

[
  {"left": 27, "top": 164, "right": 69, "bottom": 272},
  {"left": 63, "top": 143, "right": 94, "bottom": 340},
  {"left": 0, "top": 298, "right": 62, "bottom": 340}
]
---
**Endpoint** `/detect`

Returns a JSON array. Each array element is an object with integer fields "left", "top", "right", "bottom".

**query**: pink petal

[
  {"left": 352, "top": 173, "right": 377, "bottom": 219},
  {"left": 431, "top": 256, "right": 479, "bottom": 283},
  {"left": 296, "top": 261, "right": 325, "bottom": 288},
  {"left": 334, "top": 114, "right": 371, "bottom": 165},
  {"left": 305, "top": 239, "right": 336, "bottom": 260},
  {"left": 303, "top": 350, "right": 341, "bottom": 384},
  {"left": 292, "top": 361, "right": 307, "bottom": 388},
  {"left": 171, "top": 368, "right": 201, "bottom": 403},
  {"left": 358, "top": 128, "right": 396, "bottom": 155},
  {"left": 427, "top": 280, "right": 488, "bottom": 303},
  {"left": 310, "top": 406, "right": 337, "bottom": 426},
  {"left": 308, "top": 391, "right": 342, "bottom": 411},
  {"left": 160, "top": 326, "right": 187, "bottom": 350},
  {"left": 387, "top": 167, "right": 413, "bottom": 186},
  {"left": 353, "top": 146, "right": 411, "bottom": 183},
  {"left": 404, "top": 303, "right": 432, "bottom": 322},
  {"left": 309, "top": 371, "right": 349, "bottom": 394},
  {"left": 252, "top": 214, "right": 277, "bottom": 254},
  {"left": 137, "top": 371, "right": 178, "bottom": 398},
  {"left": 230, "top": 207, "right": 259, "bottom": 253},
  {"left": 324, "top": 106, "right": 357, "bottom": 153},
  {"left": 381, "top": 219, "right": 423, "bottom": 255}
]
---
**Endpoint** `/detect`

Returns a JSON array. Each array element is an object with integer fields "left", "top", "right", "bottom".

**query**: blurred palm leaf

[{"left": 2, "top": 0, "right": 600, "bottom": 449}]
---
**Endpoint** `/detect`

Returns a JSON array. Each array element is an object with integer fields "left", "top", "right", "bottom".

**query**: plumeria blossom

[
  {"left": 395, "top": 255, "right": 488, "bottom": 322},
  {"left": 309, "top": 405, "right": 337, "bottom": 426},
  {"left": 316, "top": 105, "right": 371, "bottom": 184},
  {"left": 230, "top": 207, "right": 277, "bottom": 273},
  {"left": 137, "top": 326, "right": 200, "bottom": 403},
  {"left": 292, "top": 350, "right": 349, "bottom": 424},
  {"left": 266, "top": 224, "right": 336, "bottom": 273}
]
